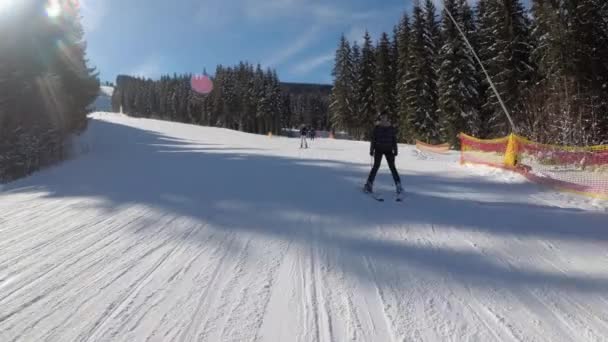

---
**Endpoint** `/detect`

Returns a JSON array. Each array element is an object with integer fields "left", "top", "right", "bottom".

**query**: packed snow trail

[{"left": 1, "top": 113, "right": 607, "bottom": 342}]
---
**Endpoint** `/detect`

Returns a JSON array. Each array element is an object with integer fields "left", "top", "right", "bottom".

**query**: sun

[{"left": 46, "top": 0, "right": 62, "bottom": 18}]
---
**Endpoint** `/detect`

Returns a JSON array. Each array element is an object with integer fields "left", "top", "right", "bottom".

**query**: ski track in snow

[{"left": 1, "top": 112, "right": 608, "bottom": 342}]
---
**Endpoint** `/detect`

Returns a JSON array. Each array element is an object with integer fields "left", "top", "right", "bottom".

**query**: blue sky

[{"left": 82, "top": 0, "right": 413, "bottom": 85}]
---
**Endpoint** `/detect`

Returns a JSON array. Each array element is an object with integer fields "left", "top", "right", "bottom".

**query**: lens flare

[
  {"left": 46, "top": 0, "right": 62, "bottom": 17},
  {"left": 191, "top": 75, "right": 214, "bottom": 95}
]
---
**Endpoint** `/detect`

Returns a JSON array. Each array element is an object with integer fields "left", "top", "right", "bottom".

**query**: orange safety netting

[
  {"left": 415, "top": 140, "right": 450, "bottom": 154},
  {"left": 459, "top": 133, "right": 608, "bottom": 199}
]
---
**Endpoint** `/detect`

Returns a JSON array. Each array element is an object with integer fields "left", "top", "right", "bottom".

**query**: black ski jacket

[{"left": 370, "top": 125, "right": 398, "bottom": 155}]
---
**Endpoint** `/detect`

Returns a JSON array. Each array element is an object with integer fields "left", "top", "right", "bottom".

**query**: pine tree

[
  {"left": 461, "top": 0, "right": 482, "bottom": 131},
  {"left": 396, "top": 13, "right": 412, "bottom": 142},
  {"left": 437, "top": 0, "right": 479, "bottom": 146},
  {"left": 253, "top": 65, "right": 267, "bottom": 134},
  {"left": 390, "top": 25, "right": 400, "bottom": 123},
  {"left": 405, "top": 2, "right": 425, "bottom": 141},
  {"left": 358, "top": 31, "right": 377, "bottom": 139},
  {"left": 350, "top": 41, "right": 362, "bottom": 133},
  {"left": 267, "top": 69, "right": 282, "bottom": 135},
  {"left": 111, "top": 62, "right": 299, "bottom": 136},
  {"left": 281, "top": 93, "right": 293, "bottom": 130},
  {"left": 595, "top": 0, "right": 608, "bottom": 143},
  {"left": 477, "top": 0, "right": 532, "bottom": 137},
  {"left": 565, "top": 0, "right": 608, "bottom": 144},
  {"left": 0, "top": 0, "right": 98, "bottom": 182},
  {"left": 529, "top": 0, "right": 608, "bottom": 144},
  {"left": 330, "top": 35, "right": 354, "bottom": 132},
  {"left": 405, "top": 0, "right": 441, "bottom": 143},
  {"left": 424, "top": 0, "right": 441, "bottom": 138},
  {"left": 528, "top": 0, "right": 565, "bottom": 142},
  {"left": 374, "top": 32, "right": 395, "bottom": 121},
  {"left": 425, "top": 0, "right": 442, "bottom": 61},
  {"left": 51, "top": 0, "right": 100, "bottom": 131}
]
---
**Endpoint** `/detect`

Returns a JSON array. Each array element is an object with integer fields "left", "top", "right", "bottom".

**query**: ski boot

[
  {"left": 395, "top": 181, "right": 403, "bottom": 194},
  {"left": 363, "top": 182, "right": 373, "bottom": 193}
]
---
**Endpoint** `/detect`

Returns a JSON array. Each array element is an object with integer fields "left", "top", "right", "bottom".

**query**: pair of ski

[{"left": 365, "top": 190, "right": 404, "bottom": 202}]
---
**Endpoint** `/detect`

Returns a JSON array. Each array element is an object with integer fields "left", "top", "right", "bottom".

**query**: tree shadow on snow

[{"left": 4, "top": 118, "right": 608, "bottom": 294}]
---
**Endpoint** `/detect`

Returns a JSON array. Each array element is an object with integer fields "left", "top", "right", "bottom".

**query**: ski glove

[{"left": 370, "top": 150, "right": 374, "bottom": 156}]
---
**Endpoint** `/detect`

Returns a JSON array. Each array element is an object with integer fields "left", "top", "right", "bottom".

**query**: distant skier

[
  {"left": 300, "top": 125, "right": 309, "bottom": 149},
  {"left": 364, "top": 113, "right": 403, "bottom": 194},
  {"left": 309, "top": 128, "right": 316, "bottom": 141}
]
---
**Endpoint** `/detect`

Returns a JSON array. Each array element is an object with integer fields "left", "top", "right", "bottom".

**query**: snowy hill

[
  {"left": 1, "top": 112, "right": 607, "bottom": 341},
  {"left": 91, "top": 86, "right": 114, "bottom": 112}
]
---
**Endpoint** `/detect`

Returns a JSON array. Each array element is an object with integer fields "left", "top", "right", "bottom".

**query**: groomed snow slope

[{"left": 1, "top": 112, "right": 607, "bottom": 342}]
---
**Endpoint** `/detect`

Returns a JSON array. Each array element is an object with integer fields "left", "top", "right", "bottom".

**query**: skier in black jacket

[
  {"left": 364, "top": 113, "right": 403, "bottom": 194},
  {"left": 300, "top": 125, "right": 309, "bottom": 149}
]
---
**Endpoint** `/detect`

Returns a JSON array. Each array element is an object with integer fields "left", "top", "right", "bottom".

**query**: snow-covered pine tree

[
  {"left": 232, "top": 62, "right": 248, "bottom": 131},
  {"left": 461, "top": 0, "right": 482, "bottom": 135},
  {"left": 596, "top": 0, "right": 608, "bottom": 143},
  {"left": 244, "top": 64, "right": 257, "bottom": 132},
  {"left": 477, "top": 0, "right": 532, "bottom": 138},
  {"left": 423, "top": 0, "right": 441, "bottom": 143},
  {"left": 330, "top": 35, "right": 354, "bottom": 132},
  {"left": 268, "top": 69, "right": 282, "bottom": 135},
  {"left": 389, "top": 25, "right": 400, "bottom": 124},
  {"left": 530, "top": 0, "right": 608, "bottom": 144},
  {"left": 529, "top": 0, "right": 567, "bottom": 142},
  {"left": 374, "top": 32, "right": 395, "bottom": 122},
  {"left": 566, "top": 0, "right": 608, "bottom": 144},
  {"left": 281, "top": 93, "right": 293, "bottom": 130},
  {"left": 404, "top": 0, "right": 441, "bottom": 143},
  {"left": 358, "top": 31, "right": 377, "bottom": 140},
  {"left": 405, "top": 2, "right": 426, "bottom": 142},
  {"left": 396, "top": 13, "right": 412, "bottom": 142},
  {"left": 253, "top": 67, "right": 269, "bottom": 134},
  {"left": 475, "top": 0, "right": 493, "bottom": 137},
  {"left": 437, "top": 0, "right": 480, "bottom": 146},
  {"left": 350, "top": 41, "right": 362, "bottom": 134}
]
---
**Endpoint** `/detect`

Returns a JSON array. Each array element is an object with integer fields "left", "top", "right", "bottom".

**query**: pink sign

[{"left": 191, "top": 75, "right": 214, "bottom": 95}]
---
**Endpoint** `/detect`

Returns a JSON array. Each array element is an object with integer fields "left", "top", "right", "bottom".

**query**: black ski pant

[{"left": 367, "top": 150, "right": 401, "bottom": 185}]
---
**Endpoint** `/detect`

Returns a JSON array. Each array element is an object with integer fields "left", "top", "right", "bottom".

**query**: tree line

[
  {"left": 0, "top": 0, "right": 99, "bottom": 183},
  {"left": 112, "top": 63, "right": 331, "bottom": 135},
  {"left": 331, "top": 0, "right": 608, "bottom": 146}
]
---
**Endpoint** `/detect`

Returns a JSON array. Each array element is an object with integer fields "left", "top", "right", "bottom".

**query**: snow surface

[{"left": 1, "top": 112, "right": 607, "bottom": 342}]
